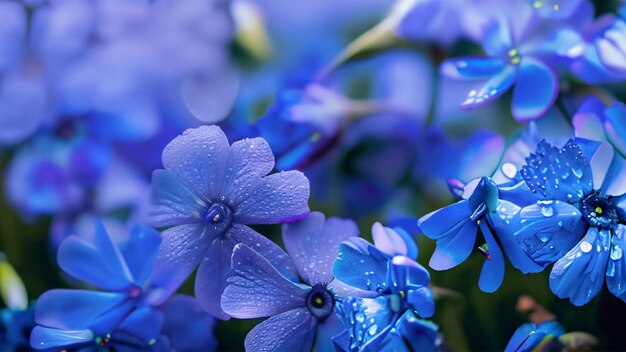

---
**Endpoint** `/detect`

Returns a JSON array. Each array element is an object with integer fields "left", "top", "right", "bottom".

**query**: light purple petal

[
  {"left": 244, "top": 308, "right": 316, "bottom": 352},
  {"left": 161, "top": 126, "right": 230, "bottom": 201},
  {"left": 221, "top": 244, "right": 308, "bottom": 319},
  {"left": 149, "top": 223, "right": 212, "bottom": 305},
  {"left": 549, "top": 228, "right": 611, "bottom": 306},
  {"left": 194, "top": 235, "right": 236, "bottom": 320},
  {"left": 181, "top": 67, "right": 239, "bottom": 123},
  {"left": 57, "top": 222, "right": 133, "bottom": 290},
  {"left": 150, "top": 169, "right": 207, "bottom": 227},
  {"left": 0, "top": 73, "right": 47, "bottom": 145},
  {"left": 233, "top": 170, "right": 310, "bottom": 224},
  {"left": 573, "top": 96, "right": 607, "bottom": 142},
  {"left": 512, "top": 58, "right": 558, "bottom": 121},
  {"left": 605, "top": 102, "right": 626, "bottom": 156},
  {"left": 372, "top": 222, "right": 408, "bottom": 257},
  {"left": 223, "top": 136, "right": 275, "bottom": 202},
  {"left": 0, "top": 2, "right": 26, "bottom": 73},
  {"left": 282, "top": 212, "right": 358, "bottom": 285}
]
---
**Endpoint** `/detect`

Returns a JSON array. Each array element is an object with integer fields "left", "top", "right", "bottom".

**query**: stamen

[{"left": 595, "top": 206, "right": 603, "bottom": 214}]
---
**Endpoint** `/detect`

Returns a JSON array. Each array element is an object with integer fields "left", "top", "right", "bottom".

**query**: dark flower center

[
  {"left": 306, "top": 284, "right": 335, "bottom": 321},
  {"left": 54, "top": 117, "right": 80, "bottom": 140},
  {"left": 580, "top": 191, "right": 619, "bottom": 230},
  {"left": 204, "top": 202, "right": 233, "bottom": 234}
]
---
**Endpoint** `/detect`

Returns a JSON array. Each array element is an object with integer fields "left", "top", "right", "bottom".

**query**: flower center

[
  {"left": 306, "top": 284, "right": 335, "bottom": 321},
  {"left": 580, "top": 191, "right": 619, "bottom": 230},
  {"left": 204, "top": 203, "right": 233, "bottom": 234}
]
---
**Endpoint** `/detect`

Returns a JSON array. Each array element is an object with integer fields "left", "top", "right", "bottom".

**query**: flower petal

[
  {"left": 282, "top": 212, "right": 359, "bottom": 285},
  {"left": 233, "top": 170, "right": 310, "bottom": 224},
  {"left": 428, "top": 219, "right": 477, "bottom": 271},
  {"left": 460, "top": 65, "right": 515, "bottom": 110},
  {"left": 440, "top": 57, "right": 505, "bottom": 80},
  {"left": 512, "top": 58, "right": 558, "bottom": 121},
  {"left": 35, "top": 289, "right": 132, "bottom": 333},
  {"left": 418, "top": 200, "right": 471, "bottom": 240},
  {"left": 119, "top": 225, "right": 162, "bottom": 286},
  {"left": 549, "top": 228, "right": 611, "bottom": 306},
  {"left": 30, "top": 327, "right": 93, "bottom": 350},
  {"left": 149, "top": 223, "right": 212, "bottom": 305},
  {"left": 161, "top": 126, "right": 230, "bottom": 201},
  {"left": 333, "top": 239, "right": 388, "bottom": 293},
  {"left": 150, "top": 169, "right": 207, "bottom": 228},
  {"left": 116, "top": 307, "right": 164, "bottom": 345},
  {"left": 372, "top": 223, "right": 408, "bottom": 258},
  {"left": 606, "top": 225, "right": 626, "bottom": 302},
  {"left": 605, "top": 102, "right": 626, "bottom": 156},
  {"left": 478, "top": 222, "right": 505, "bottom": 293},
  {"left": 57, "top": 221, "right": 133, "bottom": 290},
  {"left": 160, "top": 295, "right": 217, "bottom": 352},
  {"left": 572, "top": 96, "right": 607, "bottom": 142},
  {"left": 244, "top": 308, "right": 316, "bottom": 352}
]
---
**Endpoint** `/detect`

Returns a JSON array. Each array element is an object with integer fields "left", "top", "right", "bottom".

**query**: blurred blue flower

[
  {"left": 573, "top": 97, "right": 626, "bottom": 156},
  {"left": 504, "top": 320, "right": 564, "bottom": 352},
  {"left": 150, "top": 125, "right": 310, "bottom": 319},
  {"left": 159, "top": 294, "right": 218, "bottom": 352},
  {"left": 221, "top": 212, "right": 359, "bottom": 351},
  {"left": 441, "top": 0, "right": 590, "bottom": 121},
  {"left": 0, "top": 306, "right": 35, "bottom": 351}
]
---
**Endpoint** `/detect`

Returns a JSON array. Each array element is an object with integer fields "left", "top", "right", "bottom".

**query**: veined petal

[
  {"left": 30, "top": 327, "right": 93, "bottom": 351},
  {"left": 57, "top": 221, "right": 133, "bottom": 290},
  {"left": 440, "top": 57, "right": 505, "bottom": 80},
  {"left": 35, "top": 289, "right": 132, "bottom": 333},
  {"left": 161, "top": 126, "right": 230, "bottom": 201},
  {"left": 460, "top": 66, "right": 515, "bottom": 110},
  {"left": 149, "top": 223, "right": 212, "bottom": 305},
  {"left": 244, "top": 308, "right": 316, "bottom": 352},
  {"left": 512, "top": 58, "right": 558, "bottom": 122},
  {"left": 282, "top": 212, "right": 358, "bottom": 285},
  {"left": 478, "top": 222, "right": 505, "bottom": 293},
  {"left": 233, "top": 170, "right": 310, "bottom": 225},
  {"left": 549, "top": 228, "right": 611, "bottom": 306},
  {"left": 150, "top": 169, "right": 206, "bottom": 228}
]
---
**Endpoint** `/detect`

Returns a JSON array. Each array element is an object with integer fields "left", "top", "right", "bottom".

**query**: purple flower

[
  {"left": 221, "top": 212, "right": 359, "bottom": 351},
  {"left": 149, "top": 125, "right": 310, "bottom": 319}
]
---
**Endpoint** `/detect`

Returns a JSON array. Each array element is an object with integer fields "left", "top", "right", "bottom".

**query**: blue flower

[
  {"left": 440, "top": 0, "right": 589, "bottom": 121},
  {"left": 332, "top": 222, "right": 435, "bottom": 347},
  {"left": 504, "top": 321, "right": 565, "bottom": 352},
  {"left": 159, "top": 294, "right": 218, "bottom": 352},
  {"left": 0, "top": 307, "right": 35, "bottom": 351},
  {"left": 30, "top": 221, "right": 169, "bottom": 350},
  {"left": 150, "top": 125, "right": 310, "bottom": 319},
  {"left": 573, "top": 97, "right": 626, "bottom": 157},
  {"left": 498, "top": 138, "right": 626, "bottom": 305},
  {"left": 221, "top": 212, "right": 359, "bottom": 351}
]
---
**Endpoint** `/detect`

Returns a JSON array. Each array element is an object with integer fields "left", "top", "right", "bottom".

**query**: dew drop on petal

[{"left": 580, "top": 241, "right": 592, "bottom": 253}]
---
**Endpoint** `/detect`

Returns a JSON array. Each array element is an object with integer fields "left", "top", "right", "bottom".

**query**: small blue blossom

[
  {"left": 221, "top": 212, "right": 359, "bottom": 352},
  {"left": 150, "top": 125, "right": 310, "bottom": 319}
]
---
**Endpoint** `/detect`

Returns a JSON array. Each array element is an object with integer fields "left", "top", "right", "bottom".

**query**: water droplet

[
  {"left": 580, "top": 241, "right": 592, "bottom": 253},
  {"left": 572, "top": 168, "right": 583, "bottom": 178},
  {"left": 611, "top": 245, "right": 623, "bottom": 260},
  {"left": 368, "top": 325, "right": 378, "bottom": 336},
  {"left": 502, "top": 163, "right": 518, "bottom": 179},
  {"left": 541, "top": 205, "right": 554, "bottom": 217}
]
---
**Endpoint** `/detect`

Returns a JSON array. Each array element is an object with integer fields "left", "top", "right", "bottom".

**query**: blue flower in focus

[
  {"left": 30, "top": 221, "right": 168, "bottom": 349},
  {"left": 418, "top": 177, "right": 511, "bottom": 292},
  {"left": 221, "top": 212, "right": 359, "bottom": 352},
  {"left": 150, "top": 125, "right": 310, "bottom": 319},
  {"left": 441, "top": 0, "right": 589, "bottom": 121},
  {"left": 504, "top": 321, "right": 564, "bottom": 352},
  {"left": 498, "top": 138, "right": 626, "bottom": 305}
]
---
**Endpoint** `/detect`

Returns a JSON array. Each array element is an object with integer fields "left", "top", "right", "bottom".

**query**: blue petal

[
  {"left": 478, "top": 222, "right": 505, "bottom": 293},
  {"left": 573, "top": 96, "right": 608, "bottom": 142},
  {"left": 221, "top": 243, "right": 308, "bottom": 319},
  {"left": 199, "top": 224, "right": 299, "bottom": 319},
  {"left": 440, "top": 57, "right": 505, "bottom": 79},
  {"left": 605, "top": 102, "right": 626, "bottom": 156},
  {"left": 282, "top": 212, "right": 359, "bottom": 285},
  {"left": 233, "top": 170, "right": 310, "bottom": 225},
  {"left": 149, "top": 223, "right": 212, "bottom": 305},
  {"left": 460, "top": 66, "right": 515, "bottom": 110},
  {"left": 512, "top": 58, "right": 558, "bottom": 121},
  {"left": 395, "top": 311, "right": 439, "bottom": 352},
  {"left": 314, "top": 313, "right": 344, "bottom": 352},
  {"left": 35, "top": 289, "right": 133, "bottom": 333},
  {"left": 407, "top": 287, "right": 435, "bottom": 319},
  {"left": 0, "top": 73, "right": 47, "bottom": 145},
  {"left": 116, "top": 307, "right": 164, "bottom": 346},
  {"left": 424, "top": 210, "right": 477, "bottom": 271},
  {"left": 333, "top": 239, "right": 388, "bottom": 292},
  {"left": 600, "top": 149, "right": 626, "bottom": 197},
  {"left": 244, "top": 308, "right": 316, "bottom": 352},
  {"left": 161, "top": 126, "right": 230, "bottom": 201},
  {"left": 418, "top": 200, "right": 471, "bottom": 240},
  {"left": 150, "top": 169, "right": 207, "bottom": 228},
  {"left": 520, "top": 140, "right": 593, "bottom": 201},
  {"left": 509, "top": 200, "right": 586, "bottom": 266},
  {"left": 488, "top": 200, "right": 545, "bottom": 274},
  {"left": 481, "top": 17, "right": 513, "bottom": 56},
  {"left": 57, "top": 221, "right": 133, "bottom": 291},
  {"left": 606, "top": 225, "right": 626, "bottom": 302},
  {"left": 30, "top": 327, "right": 93, "bottom": 350},
  {"left": 160, "top": 295, "right": 217, "bottom": 352},
  {"left": 119, "top": 225, "right": 162, "bottom": 286},
  {"left": 549, "top": 228, "right": 611, "bottom": 306}
]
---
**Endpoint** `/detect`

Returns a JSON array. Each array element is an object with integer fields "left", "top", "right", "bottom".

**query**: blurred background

[{"left": 1, "top": 0, "right": 626, "bottom": 350}]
